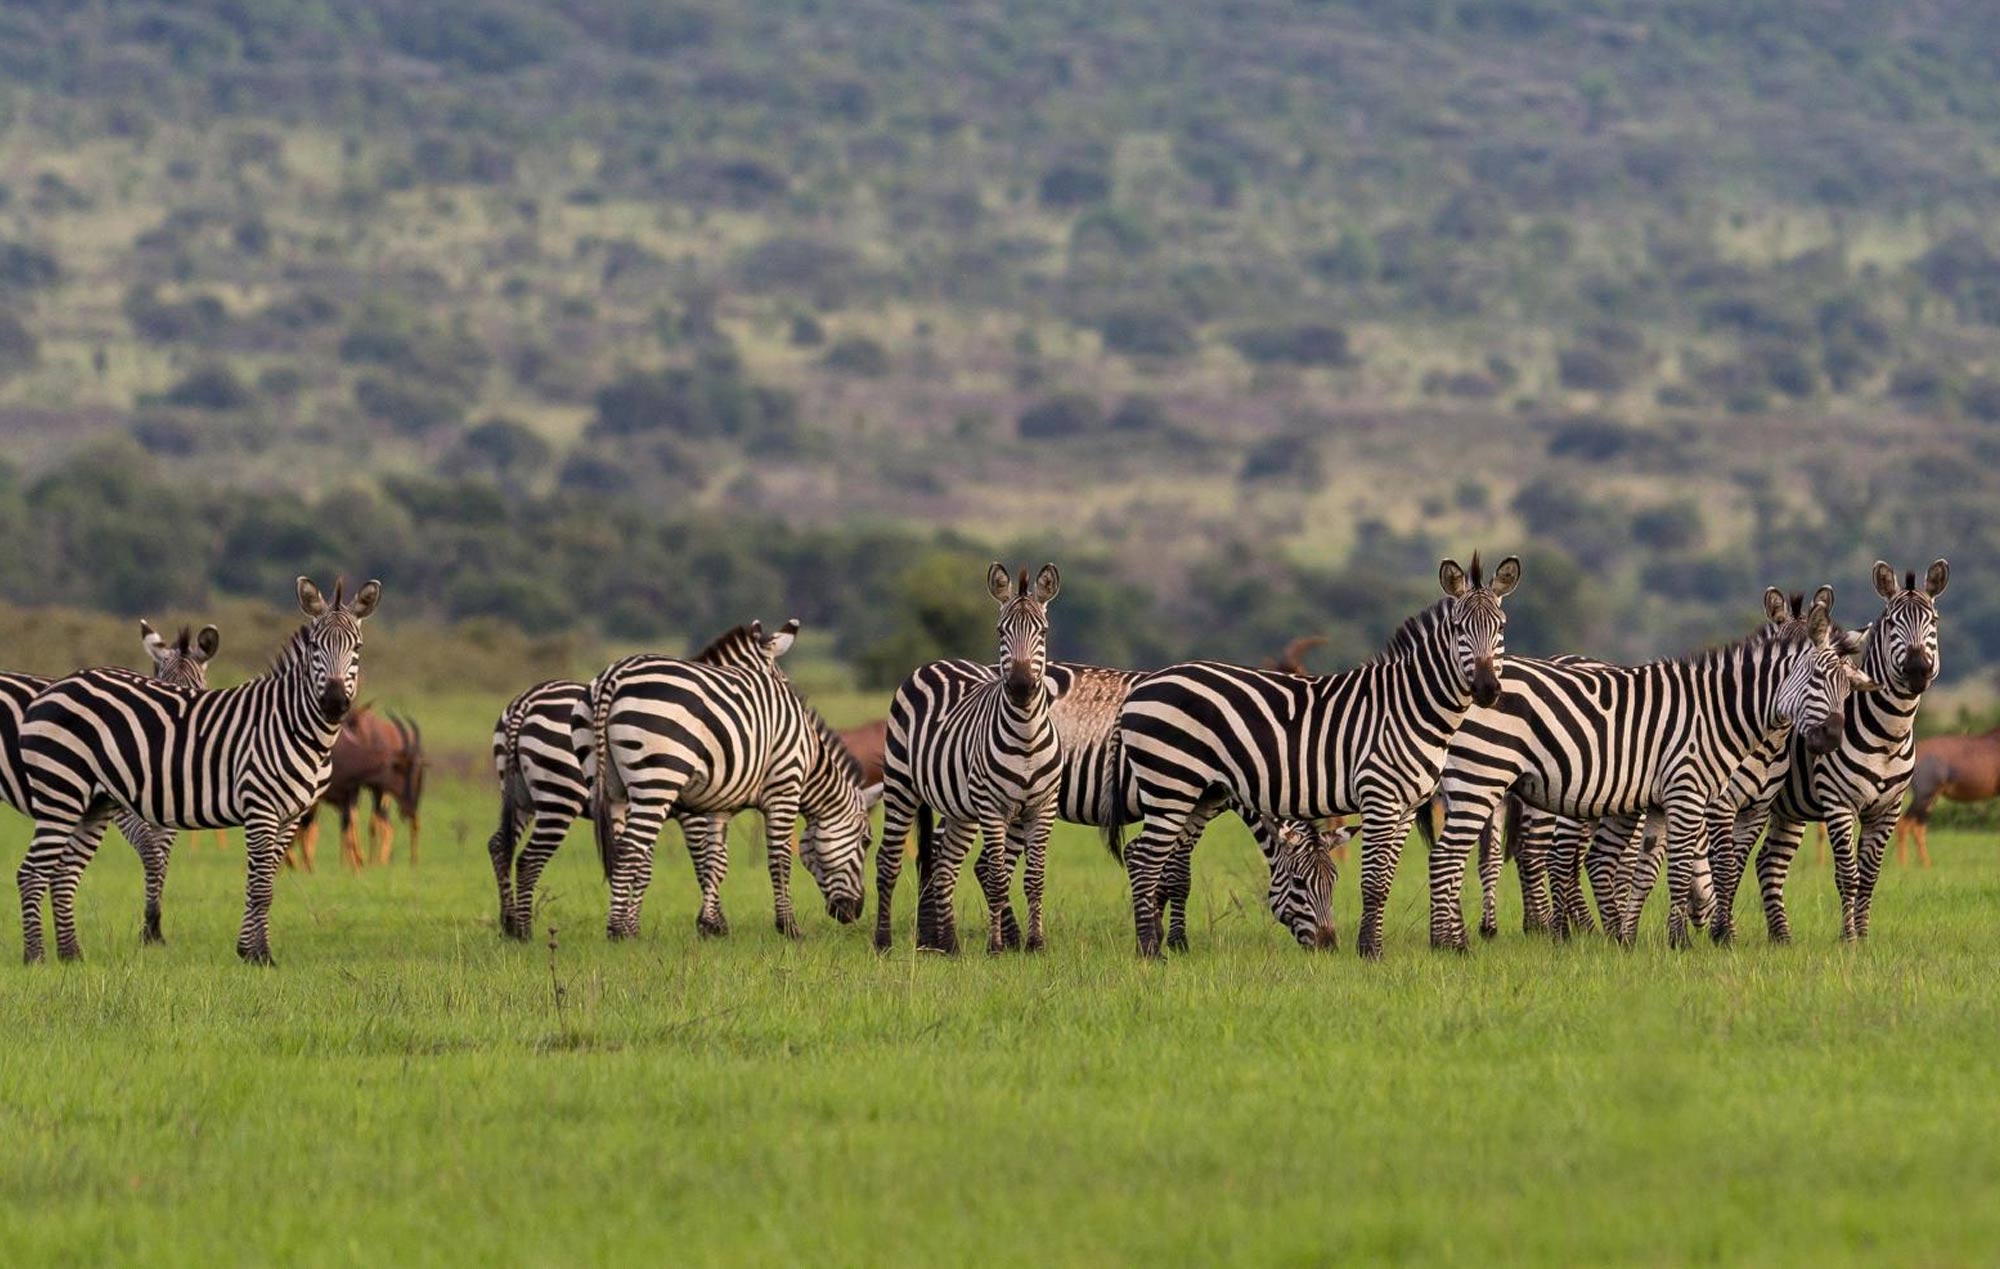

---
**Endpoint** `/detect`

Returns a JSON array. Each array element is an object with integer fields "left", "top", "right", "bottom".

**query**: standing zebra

[
  {"left": 0, "top": 621, "right": 220, "bottom": 945},
  {"left": 17, "top": 578, "right": 379, "bottom": 964},
  {"left": 1113, "top": 555, "right": 1521, "bottom": 959},
  {"left": 873, "top": 563, "right": 1065, "bottom": 955},
  {"left": 579, "top": 619, "right": 876, "bottom": 940},
  {"left": 1431, "top": 589, "right": 1871, "bottom": 952},
  {"left": 890, "top": 659, "right": 1344, "bottom": 952},
  {"left": 1702, "top": 561, "right": 1947, "bottom": 943}
]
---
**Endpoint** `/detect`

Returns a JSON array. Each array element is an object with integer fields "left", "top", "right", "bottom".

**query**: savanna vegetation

[{"left": 2, "top": 2, "right": 2000, "bottom": 685}]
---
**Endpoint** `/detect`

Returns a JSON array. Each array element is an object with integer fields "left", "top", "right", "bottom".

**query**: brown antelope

[
  {"left": 1896, "top": 727, "right": 2000, "bottom": 866},
  {"left": 838, "top": 719, "right": 887, "bottom": 788},
  {"left": 290, "top": 706, "right": 425, "bottom": 872}
]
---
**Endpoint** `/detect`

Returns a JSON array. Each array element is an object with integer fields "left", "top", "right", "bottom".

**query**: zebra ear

[
  {"left": 987, "top": 563, "right": 1013, "bottom": 604},
  {"left": 767, "top": 619, "right": 799, "bottom": 659},
  {"left": 195, "top": 625, "right": 221, "bottom": 662},
  {"left": 1812, "top": 584, "right": 1835, "bottom": 615},
  {"left": 1488, "top": 555, "right": 1522, "bottom": 599},
  {"left": 1438, "top": 559, "right": 1469, "bottom": 598},
  {"left": 297, "top": 577, "right": 327, "bottom": 618},
  {"left": 1806, "top": 601, "right": 1832, "bottom": 644},
  {"left": 1926, "top": 559, "right": 1950, "bottom": 598},
  {"left": 1845, "top": 663, "right": 1883, "bottom": 692},
  {"left": 1835, "top": 628, "right": 1867, "bottom": 658},
  {"left": 139, "top": 619, "right": 166, "bottom": 664},
  {"left": 1872, "top": 561, "right": 1896, "bottom": 600},
  {"left": 347, "top": 579, "right": 382, "bottom": 620},
  {"left": 1762, "top": 588, "right": 1789, "bottom": 624},
  {"left": 1032, "top": 563, "right": 1061, "bottom": 604},
  {"left": 860, "top": 782, "right": 884, "bottom": 809}
]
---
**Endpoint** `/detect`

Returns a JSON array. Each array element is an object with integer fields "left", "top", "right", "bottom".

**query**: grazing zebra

[
  {"left": 873, "top": 563, "right": 1065, "bottom": 955},
  {"left": 580, "top": 619, "right": 877, "bottom": 940},
  {"left": 1112, "top": 554, "right": 1521, "bottom": 959},
  {"left": 1431, "top": 590, "right": 1871, "bottom": 952},
  {"left": 898, "top": 659, "right": 1345, "bottom": 952},
  {"left": 17, "top": 578, "right": 379, "bottom": 964},
  {"left": 1701, "top": 561, "right": 1948, "bottom": 944},
  {"left": 0, "top": 621, "right": 220, "bottom": 945}
]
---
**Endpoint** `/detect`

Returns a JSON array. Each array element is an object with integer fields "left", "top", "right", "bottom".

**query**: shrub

[
  {"left": 0, "top": 311, "right": 36, "bottom": 379},
  {"left": 0, "top": 239, "right": 59, "bottom": 291},
  {"left": 125, "top": 287, "right": 227, "bottom": 343},
  {"left": 1107, "top": 394, "right": 1173, "bottom": 433},
  {"left": 1018, "top": 393, "right": 1102, "bottom": 440},
  {"left": 1546, "top": 416, "right": 1639, "bottom": 462},
  {"left": 1229, "top": 323, "right": 1351, "bottom": 367},
  {"left": 1097, "top": 307, "right": 1197, "bottom": 359},
  {"left": 448, "top": 417, "right": 552, "bottom": 484},
  {"left": 1038, "top": 162, "right": 1110, "bottom": 209},
  {"left": 589, "top": 352, "right": 800, "bottom": 450},
  {"left": 1632, "top": 502, "right": 1706, "bottom": 552},
  {"left": 161, "top": 364, "right": 254, "bottom": 411},
  {"left": 131, "top": 413, "right": 202, "bottom": 457},
  {"left": 1888, "top": 362, "right": 1960, "bottom": 414},
  {"left": 1965, "top": 376, "right": 2000, "bottom": 423},
  {"left": 1240, "top": 433, "right": 1324, "bottom": 485},
  {"left": 354, "top": 375, "right": 467, "bottom": 434},
  {"left": 823, "top": 334, "right": 891, "bottom": 377},
  {"left": 789, "top": 313, "right": 826, "bottom": 347}
]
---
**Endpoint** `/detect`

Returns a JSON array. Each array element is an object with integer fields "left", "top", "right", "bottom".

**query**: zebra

[
  {"left": 892, "top": 659, "right": 1345, "bottom": 952},
  {"left": 0, "top": 621, "right": 220, "bottom": 945},
  {"left": 489, "top": 621, "right": 868, "bottom": 939},
  {"left": 1515, "top": 595, "right": 1834, "bottom": 940},
  {"left": 1111, "top": 554, "right": 1522, "bottom": 959},
  {"left": 578, "top": 619, "right": 877, "bottom": 940},
  {"left": 1701, "top": 560, "right": 1948, "bottom": 944},
  {"left": 17, "top": 577, "right": 379, "bottom": 965},
  {"left": 1430, "top": 589, "right": 1873, "bottom": 952},
  {"left": 873, "top": 563, "right": 1065, "bottom": 955}
]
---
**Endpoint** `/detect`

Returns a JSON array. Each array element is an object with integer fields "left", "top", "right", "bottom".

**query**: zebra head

[
  {"left": 295, "top": 576, "right": 382, "bottom": 723},
  {"left": 1772, "top": 594, "right": 1878, "bottom": 756},
  {"left": 139, "top": 619, "right": 219, "bottom": 690},
  {"left": 986, "top": 562, "right": 1060, "bottom": 705},
  {"left": 1438, "top": 552, "right": 1521, "bottom": 708},
  {"left": 1267, "top": 819, "right": 1353, "bottom": 949},
  {"left": 1870, "top": 560, "right": 1949, "bottom": 695},
  {"left": 799, "top": 777, "right": 882, "bottom": 924}
]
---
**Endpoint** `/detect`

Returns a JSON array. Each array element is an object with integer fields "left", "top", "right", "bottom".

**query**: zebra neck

[
  {"left": 265, "top": 650, "right": 346, "bottom": 753},
  {"left": 1709, "top": 642, "right": 1801, "bottom": 762},
  {"left": 995, "top": 682, "right": 1050, "bottom": 742}
]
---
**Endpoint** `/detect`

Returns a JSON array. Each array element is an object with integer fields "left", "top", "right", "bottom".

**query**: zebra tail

[
  {"left": 914, "top": 803, "right": 935, "bottom": 883},
  {"left": 1414, "top": 795, "right": 1439, "bottom": 854},
  {"left": 1503, "top": 794, "right": 1524, "bottom": 863},
  {"left": 1100, "top": 727, "right": 1128, "bottom": 862},
  {"left": 588, "top": 681, "right": 623, "bottom": 882},
  {"left": 494, "top": 709, "right": 531, "bottom": 868}
]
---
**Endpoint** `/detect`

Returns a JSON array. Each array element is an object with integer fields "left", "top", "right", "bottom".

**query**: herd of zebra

[
  {"left": 0, "top": 550, "right": 1951, "bottom": 966},
  {"left": 490, "top": 552, "right": 1947, "bottom": 961}
]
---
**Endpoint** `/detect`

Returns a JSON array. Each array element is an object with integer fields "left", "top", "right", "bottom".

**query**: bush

[
  {"left": 354, "top": 375, "right": 467, "bottom": 434},
  {"left": 160, "top": 364, "right": 254, "bottom": 411},
  {"left": 1240, "top": 433, "right": 1324, "bottom": 485},
  {"left": 822, "top": 334, "right": 891, "bottom": 377},
  {"left": 1546, "top": 416, "right": 1640, "bottom": 462},
  {"left": 447, "top": 417, "right": 551, "bottom": 486},
  {"left": 1018, "top": 393, "right": 1103, "bottom": 440},
  {"left": 1107, "top": 394, "right": 1173, "bottom": 433},
  {"left": 1229, "top": 323, "right": 1352, "bottom": 367},
  {"left": 1038, "top": 162, "right": 1110, "bottom": 209},
  {"left": 1965, "top": 376, "right": 2000, "bottom": 423},
  {"left": 0, "top": 239, "right": 59, "bottom": 291},
  {"left": 1888, "top": 362, "right": 1960, "bottom": 414},
  {"left": 131, "top": 413, "right": 202, "bottom": 457},
  {"left": 0, "top": 311, "right": 37, "bottom": 379},
  {"left": 788, "top": 313, "right": 826, "bottom": 347},
  {"left": 1632, "top": 502, "right": 1705, "bottom": 552},
  {"left": 125, "top": 287, "right": 228, "bottom": 343},
  {"left": 1097, "top": 307, "right": 1197, "bottom": 359},
  {"left": 589, "top": 351, "right": 801, "bottom": 451}
]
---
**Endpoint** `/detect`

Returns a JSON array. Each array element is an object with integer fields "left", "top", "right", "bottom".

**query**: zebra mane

[
  {"left": 807, "top": 706, "right": 864, "bottom": 785},
  {"left": 690, "top": 624, "right": 765, "bottom": 664},
  {"left": 1372, "top": 598, "right": 1453, "bottom": 665},
  {"left": 269, "top": 623, "right": 317, "bottom": 675},
  {"left": 1676, "top": 620, "right": 1813, "bottom": 669}
]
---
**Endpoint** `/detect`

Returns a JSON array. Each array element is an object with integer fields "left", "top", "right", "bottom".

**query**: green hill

[{"left": 2, "top": 1, "right": 1999, "bottom": 677}]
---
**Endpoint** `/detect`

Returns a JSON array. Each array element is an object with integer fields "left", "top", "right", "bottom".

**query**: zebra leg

[
  {"left": 137, "top": 824, "right": 175, "bottom": 945},
  {"left": 1661, "top": 805, "right": 1709, "bottom": 950},
  {"left": 19, "top": 821, "right": 77, "bottom": 964},
  {"left": 1548, "top": 817, "right": 1591, "bottom": 940},
  {"left": 487, "top": 807, "right": 523, "bottom": 938},
  {"left": 1754, "top": 817, "right": 1807, "bottom": 944},
  {"left": 1424, "top": 798, "right": 1480, "bottom": 953},
  {"left": 510, "top": 817, "right": 569, "bottom": 941},
  {"left": 1583, "top": 823, "right": 1625, "bottom": 934},
  {"left": 1612, "top": 821, "right": 1666, "bottom": 947},
  {"left": 1707, "top": 806, "right": 1758, "bottom": 947},
  {"left": 606, "top": 800, "right": 669, "bottom": 940},
  {"left": 1019, "top": 811, "right": 1053, "bottom": 952},
  {"left": 872, "top": 787, "right": 917, "bottom": 952},
  {"left": 919, "top": 819, "right": 978, "bottom": 955},
  {"left": 236, "top": 817, "right": 290, "bottom": 966},
  {"left": 1162, "top": 841, "right": 1194, "bottom": 953},
  {"left": 1475, "top": 814, "right": 1501, "bottom": 940},
  {"left": 1123, "top": 821, "right": 1181, "bottom": 959},
  {"left": 1515, "top": 811, "right": 1555, "bottom": 935},
  {"left": 971, "top": 821, "right": 1017, "bottom": 954},
  {"left": 1849, "top": 805, "right": 1899, "bottom": 939},
  {"left": 685, "top": 815, "right": 731, "bottom": 938},
  {"left": 1823, "top": 808, "right": 1862, "bottom": 942},
  {"left": 50, "top": 810, "right": 115, "bottom": 963},
  {"left": 973, "top": 833, "right": 1021, "bottom": 950},
  {"left": 765, "top": 797, "right": 804, "bottom": 940}
]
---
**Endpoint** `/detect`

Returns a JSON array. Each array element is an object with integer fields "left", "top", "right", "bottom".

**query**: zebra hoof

[
  {"left": 57, "top": 947, "right": 83, "bottom": 964},
  {"left": 237, "top": 946, "right": 274, "bottom": 967},
  {"left": 1478, "top": 921, "right": 1498, "bottom": 941},
  {"left": 142, "top": 929, "right": 165, "bottom": 946},
  {"left": 775, "top": 919, "right": 802, "bottom": 941},
  {"left": 1357, "top": 936, "right": 1383, "bottom": 961},
  {"left": 1164, "top": 932, "right": 1188, "bottom": 954},
  {"left": 873, "top": 930, "right": 893, "bottom": 954},
  {"left": 1025, "top": 932, "right": 1046, "bottom": 953},
  {"left": 697, "top": 914, "right": 729, "bottom": 939}
]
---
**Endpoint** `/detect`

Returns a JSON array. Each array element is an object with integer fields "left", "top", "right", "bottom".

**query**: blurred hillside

[{"left": 2, "top": 1, "right": 1999, "bottom": 679}]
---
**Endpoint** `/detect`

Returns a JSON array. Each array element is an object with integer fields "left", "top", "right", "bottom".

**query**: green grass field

[{"left": 1, "top": 767, "right": 1996, "bottom": 1265}]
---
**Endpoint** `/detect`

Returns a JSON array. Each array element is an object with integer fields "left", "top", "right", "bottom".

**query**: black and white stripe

[
  {"left": 1432, "top": 589, "right": 1871, "bottom": 951},
  {"left": 1705, "top": 561, "right": 1947, "bottom": 943},
  {"left": 874, "top": 564, "right": 1065, "bottom": 954},
  {"left": 0, "top": 622, "right": 220, "bottom": 945},
  {"left": 17, "top": 578, "right": 378, "bottom": 964},
  {"left": 578, "top": 620, "right": 876, "bottom": 940},
  {"left": 1111, "top": 555, "right": 1521, "bottom": 958}
]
